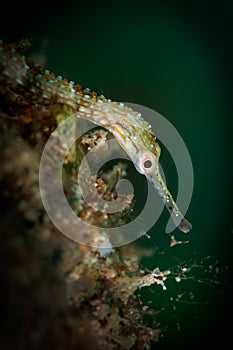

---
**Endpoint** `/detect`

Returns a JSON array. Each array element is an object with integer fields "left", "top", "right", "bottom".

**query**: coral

[
  {"left": 0, "top": 128, "right": 160, "bottom": 349},
  {"left": 0, "top": 42, "right": 162, "bottom": 349}
]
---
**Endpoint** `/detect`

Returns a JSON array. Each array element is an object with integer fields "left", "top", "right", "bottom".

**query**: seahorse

[{"left": 0, "top": 40, "right": 192, "bottom": 233}]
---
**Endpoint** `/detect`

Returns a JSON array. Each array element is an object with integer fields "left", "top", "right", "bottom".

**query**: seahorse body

[{"left": 0, "top": 41, "right": 191, "bottom": 233}]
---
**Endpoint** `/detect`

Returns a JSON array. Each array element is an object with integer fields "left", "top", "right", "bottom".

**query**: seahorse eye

[
  {"left": 143, "top": 159, "right": 153, "bottom": 169},
  {"left": 134, "top": 151, "right": 155, "bottom": 174}
]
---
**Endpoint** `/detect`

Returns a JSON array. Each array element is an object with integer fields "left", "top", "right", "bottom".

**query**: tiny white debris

[
  {"left": 99, "top": 241, "right": 113, "bottom": 257},
  {"left": 62, "top": 143, "right": 68, "bottom": 149},
  {"left": 163, "top": 269, "right": 171, "bottom": 276},
  {"left": 175, "top": 276, "right": 181, "bottom": 283}
]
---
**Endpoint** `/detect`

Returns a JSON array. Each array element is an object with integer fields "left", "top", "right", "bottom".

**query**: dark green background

[{"left": 1, "top": 1, "right": 232, "bottom": 348}]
